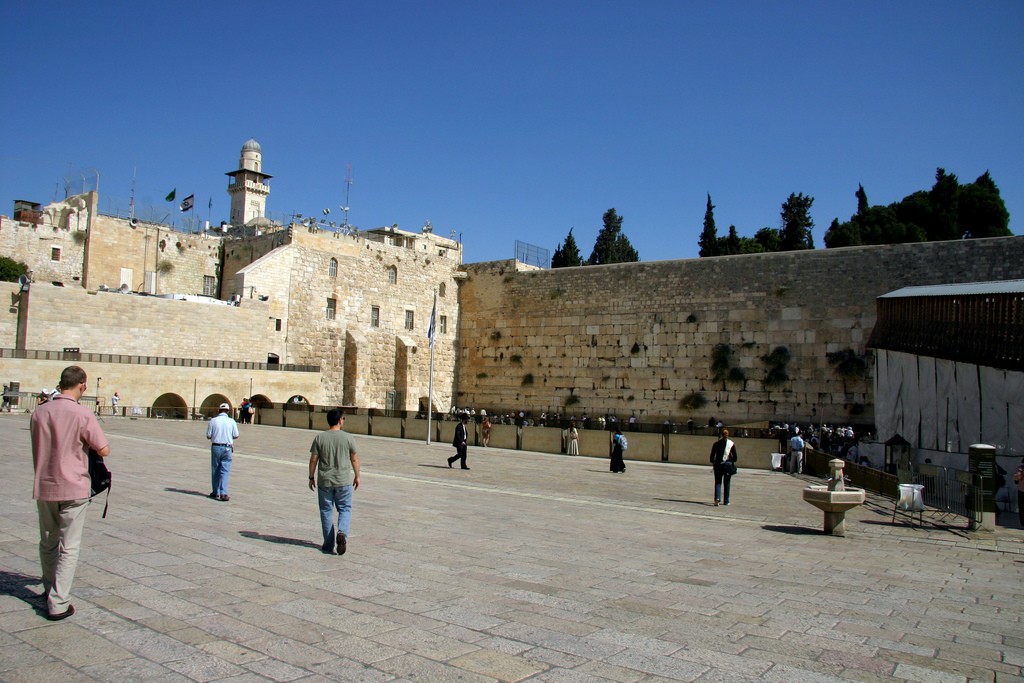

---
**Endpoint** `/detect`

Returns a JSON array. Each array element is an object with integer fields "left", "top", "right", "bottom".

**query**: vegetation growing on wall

[
  {"left": 521, "top": 373, "right": 534, "bottom": 386},
  {"left": 0, "top": 256, "right": 29, "bottom": 282},
  {"left": 711, "top": 343, "right": 746, "bottom": 388},
  {"left": 827, "top": 348, "right": 869, "bottom": 392},
  {"left": 761, "top": 346, "right": 791, "bottom": 386},
  {"left": 680, "top": 392, "right": 707, "bottom": 410}
]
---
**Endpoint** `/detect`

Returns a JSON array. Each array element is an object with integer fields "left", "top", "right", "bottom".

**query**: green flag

[{"left": 165, "top": 188, "right": 176, "bottom": 202}]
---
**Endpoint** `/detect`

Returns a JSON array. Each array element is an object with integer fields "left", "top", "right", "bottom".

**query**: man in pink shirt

[{"left": 31, "top": 366, "right": 110, "bottom": 621}]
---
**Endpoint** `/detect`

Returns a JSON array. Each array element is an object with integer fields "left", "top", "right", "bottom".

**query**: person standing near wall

[
  {"left": 481, "top": 415, "right": 492, "bottom": 447},
  {"left": 709, "top": 428, "right": 737, "bottom": 506},
  {"left": 448, "top": 413, "right": 470, "bottom": 469},
  {"left": 31, "top": 365, "right": 110, "bottom": 621},
  {"left": 206, "top": 403, "right": 239, "bottom": 501},
  {"left": 789, "top": 428, "right": 805, "bottom": 475},
  {"left": 567, "top": 421, "right": 579, "bottom": 456},
  {"left": 610, "top": 428, "right": 627, "bottom": 473},
  {"left": 309, "top": 409, "right": 360, "bottom": 555}
]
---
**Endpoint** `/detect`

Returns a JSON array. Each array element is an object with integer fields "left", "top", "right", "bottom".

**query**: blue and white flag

[
  {"left": 427, "top": 293, "right": 437, "bottom": 349},
  {"left": 179, "top": 194, "right": 194, "bottom": 212}
]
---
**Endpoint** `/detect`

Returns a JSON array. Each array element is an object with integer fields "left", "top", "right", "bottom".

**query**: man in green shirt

[{"left": 308, "top": 409, "right": 360, "bottom": 555}]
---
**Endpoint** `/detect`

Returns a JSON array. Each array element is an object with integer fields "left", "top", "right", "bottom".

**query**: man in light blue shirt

[{"left": 206, "top": 403, "right": 239, "bottom": 501}]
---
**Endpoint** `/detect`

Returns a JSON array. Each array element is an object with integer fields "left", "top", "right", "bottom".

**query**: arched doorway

[
  {"left": 200, "top": 394, "right": 231, "bottom": 420},
  {"left": 250, "top": 393, "right": 272, "bottom": 408},
  {"left": 287, "top": 395, "right": 309, "bottom": 404},
  {"left": 152, "top": 393, "right": 188, "bottom": 420}
]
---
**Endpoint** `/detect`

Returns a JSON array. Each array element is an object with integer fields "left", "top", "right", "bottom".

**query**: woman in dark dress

[{"left": 610, "top": 428, "right": 626, "bottom": 473}]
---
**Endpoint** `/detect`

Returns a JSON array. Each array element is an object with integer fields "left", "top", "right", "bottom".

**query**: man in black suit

[{"left": 447, "top": 413, "right": 470, "bottom": 470}]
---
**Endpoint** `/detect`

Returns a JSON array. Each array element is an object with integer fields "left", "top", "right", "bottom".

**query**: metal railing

[
  {"left": 0, "top": 348, "right": 319, "bottom": 373},
  {"left": 804, "top": 448, "right": 985, "bottom": 528}
]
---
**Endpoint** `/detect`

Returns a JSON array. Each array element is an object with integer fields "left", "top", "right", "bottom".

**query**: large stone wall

[
  {"left": 15, "top": 284, "right": 276, "bottom": 362},
  {"left": 456, "top": 237, "right": 1024, "bottom": 427}
]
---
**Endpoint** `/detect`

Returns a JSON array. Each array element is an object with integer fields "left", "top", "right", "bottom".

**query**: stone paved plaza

[{"left": 1, "top": 414, "right": 1022, "bottom": 682}]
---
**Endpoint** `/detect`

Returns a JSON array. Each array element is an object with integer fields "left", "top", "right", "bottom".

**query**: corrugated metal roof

[{"left": 879, "top": 279, "right": 1024, "bottom": 299}]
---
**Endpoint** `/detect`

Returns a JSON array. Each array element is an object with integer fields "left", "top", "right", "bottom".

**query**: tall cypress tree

[
  {"left": 698, "top": 194, "right": 718, "bottom": 257},
  {"left": 552, "top": 228, "right": 583, "bottom": 268},
  {"left": 588, "top": 208, "right": 639, "bottom": 265}
]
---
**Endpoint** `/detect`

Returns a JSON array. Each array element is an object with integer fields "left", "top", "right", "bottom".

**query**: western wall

[{"left": 455, "top": 235, "right": 1024, "bottom": 427}]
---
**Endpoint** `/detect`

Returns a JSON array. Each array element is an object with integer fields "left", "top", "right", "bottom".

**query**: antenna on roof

[{"left": 341, "top": 163, "right": 353, "bottom": 229}]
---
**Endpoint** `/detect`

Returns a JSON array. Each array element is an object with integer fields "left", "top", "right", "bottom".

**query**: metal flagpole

[{"left": 426, "top": 290, "right": 437, "bottom": 445}]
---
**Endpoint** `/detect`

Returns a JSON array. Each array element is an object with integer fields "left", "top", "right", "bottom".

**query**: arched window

[
  {"left": 439, "top": 282, "right": 446, "bottom": 297},
  {"left": 329, "top": 258, "right": 338, "bottom": 278},
  {"left": 388, "top": 266, "right": 397, "bottom": 284}
]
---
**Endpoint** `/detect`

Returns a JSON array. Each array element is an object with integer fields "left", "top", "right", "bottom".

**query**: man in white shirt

[
  {"left": 206, "top": 403, "right": 239, "bottom": 501},
  {"left": 789, "top": 429, "right": 805, "bottom": 475}
]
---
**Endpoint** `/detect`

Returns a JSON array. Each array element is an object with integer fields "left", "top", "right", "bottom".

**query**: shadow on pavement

[
  {"left": 762, "top": 524, "right": 823, "bottom": 535},
  {"left": 0, "top": 570, "right": 47, "bottom": 615},
  {"left": 164, "top": 487, "right": 214, "bottom": 498},
  {"left": 239, "top": 531, "right": 320, "bottom": 550},
  {"left": 653, "top": 497, "right": 717, "bottom": 506}
]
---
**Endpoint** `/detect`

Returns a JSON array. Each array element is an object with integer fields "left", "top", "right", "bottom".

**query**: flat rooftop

[{"left": 1, "top": 415, "right": 1021, "bottom": 681}]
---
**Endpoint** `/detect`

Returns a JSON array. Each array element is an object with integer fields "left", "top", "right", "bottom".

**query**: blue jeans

[
  {"left": 318, "top": 485, "right": 353, "bottom": 550},
  {"left": 211, "top": 445, "right": 233, "bottom": 495},
  {"left": 713, "top": 467, "right": 732, "bottom": 504}
]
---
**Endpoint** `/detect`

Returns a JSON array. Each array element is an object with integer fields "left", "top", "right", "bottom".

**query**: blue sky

[{"left": 2, "top": 2, "right": 1021, "bottom": 265}]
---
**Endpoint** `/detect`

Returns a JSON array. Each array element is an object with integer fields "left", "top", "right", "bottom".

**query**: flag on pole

[
  {"left": 165, "top": 188, "right": 176, "bottom": 202},
  {"left": 427, "top": 292, "right": 437, "bottom": 349},
  {"left": 179, "top": 194, "right": 194, "bottom": 212},
  {"left": 208, "top": 197, "right": 213, "bottom": 210}
]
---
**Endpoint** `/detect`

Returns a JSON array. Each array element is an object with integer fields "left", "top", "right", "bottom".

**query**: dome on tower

[{"left": 241, "top": 138, "right": 261, "bottom": 153}]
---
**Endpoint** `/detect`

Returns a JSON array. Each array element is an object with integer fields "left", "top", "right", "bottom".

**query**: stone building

[{"left": 3, "top": 139, "right": 1024, "bottom": 428}]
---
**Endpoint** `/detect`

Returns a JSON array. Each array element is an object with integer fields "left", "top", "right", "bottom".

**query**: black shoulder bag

[{"left": 88, "top": 448, "right": 111, "bottom": 518}]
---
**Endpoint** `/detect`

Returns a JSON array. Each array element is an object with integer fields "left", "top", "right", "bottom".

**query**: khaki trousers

[{"left": 37, "top": 498, "right": 91, "bottom": 615}]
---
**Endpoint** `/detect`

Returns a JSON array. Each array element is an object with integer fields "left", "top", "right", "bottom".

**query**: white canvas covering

[{"left": 875, "top": 349, "right": 1024, "bottom": 455}]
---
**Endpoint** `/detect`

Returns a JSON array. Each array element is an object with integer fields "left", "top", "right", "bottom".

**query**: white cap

[{"left": 219, "top": 403, "right": 230, "bottom": 411}]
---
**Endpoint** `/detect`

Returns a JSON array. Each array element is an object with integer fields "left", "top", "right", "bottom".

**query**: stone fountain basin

[{"left": 802, "top": 485, "right": 866, "bottom": 513}]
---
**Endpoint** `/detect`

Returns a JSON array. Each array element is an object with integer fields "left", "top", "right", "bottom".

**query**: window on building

[
  {"left": 405, "top": 310, "right": 414, "bottom": 331},
  {"left": 440, "top": 315, "right": 448, "bottom": 334},
  {"left": 329, "top": 258, "right": 338, "bottom": 278},
  {"left": 439, "top": 283, "right": 446, "bottom": 297},
  {"left": 51, "top": 247, "right": 61, "bottom": 261},
  {"left": 388, "top": 266, "right": 397, "bottom": 284},
  {"left": 203, "top": 275, "right": 216, "bottom": 297},
  {"left": 326, "top": 298, "right": 337, "bottom": 320},
  {"left": 275, "top": 318, "right": 282, "bottom": 331},
  {"left": 371, "top": 305, "right": 380, "bottom": 328}
]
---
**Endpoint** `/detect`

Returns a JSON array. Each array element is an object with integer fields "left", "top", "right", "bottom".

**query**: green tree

[
  {"left": 698, "top": 194, "right": 718, "bottom": 257},
  {"left": 928, "top": 168, "right": 960, "bottom": 241},
  {"left": 779, "top": 193, "right": 815, "bottom": 251},
  {"left": 551, "top": 228, "right": 583, "bottom": 268},
  {"left": 716, "top": 225, "right": 743, "bottom": 255},
  {"left": 754, "top": 227, "right": 780, "bottom": 252},
  {"left": 855, "top": 184, "right": 869, "bottom": 216},
  {"left": 588, "top": 208, "right": 639, "bottom": 265},
  {"left": 958, "top": 171, "right": 1011, "bottom": 239},
  {"left": 0, "top": 256, "right": 29, "bottom": 282}
]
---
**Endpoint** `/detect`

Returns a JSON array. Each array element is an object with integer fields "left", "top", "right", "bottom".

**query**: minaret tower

[{"left": 226, "top": 138, "right": 272, "bottom": 226}]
